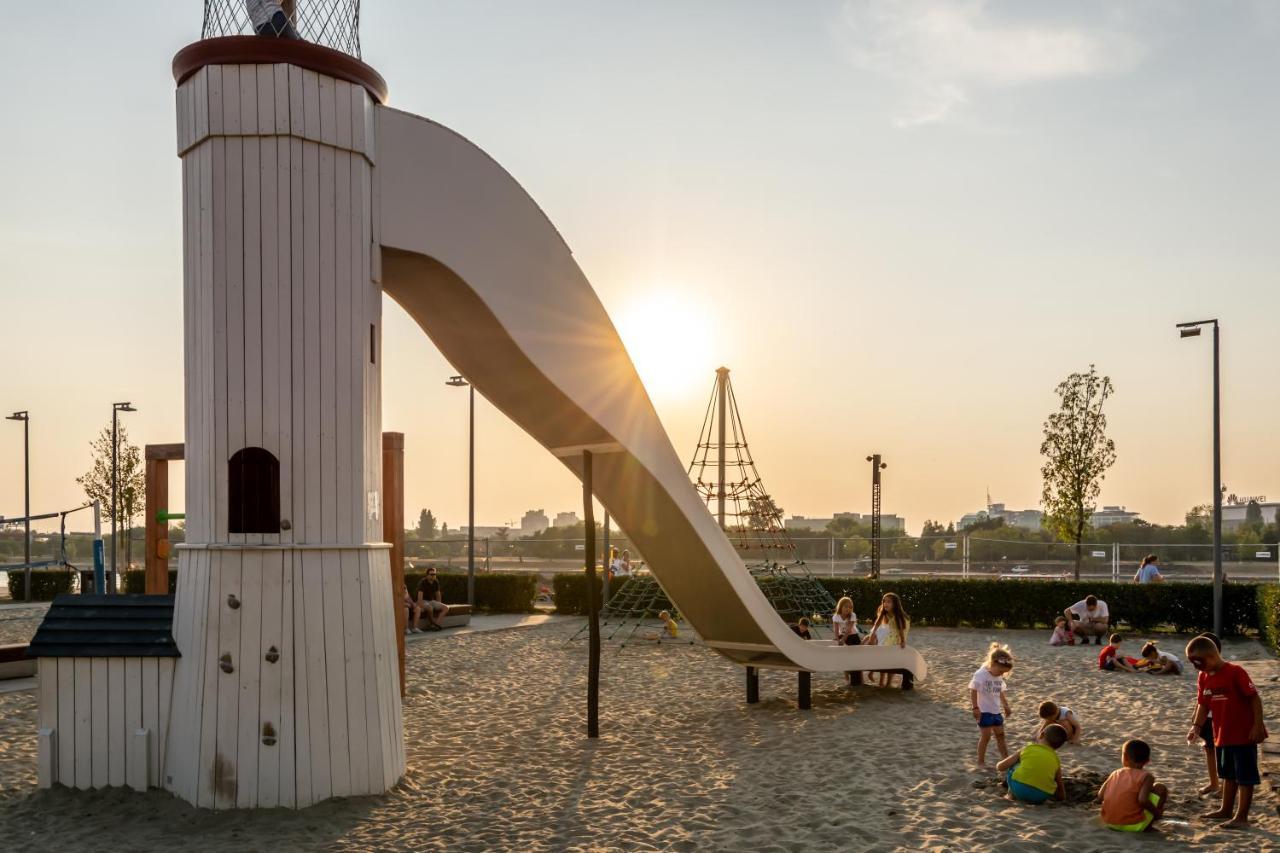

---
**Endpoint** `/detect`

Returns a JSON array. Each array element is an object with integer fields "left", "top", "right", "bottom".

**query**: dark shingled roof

[{"left": 27, "top": 594, "right": 180, "bottom": 658}]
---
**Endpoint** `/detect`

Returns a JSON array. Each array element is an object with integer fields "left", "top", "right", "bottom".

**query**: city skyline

[{"left": 3, "top": 3, "right": 1280, "bottom": 537}]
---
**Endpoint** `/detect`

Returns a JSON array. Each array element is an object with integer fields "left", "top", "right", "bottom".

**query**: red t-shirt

[
  {"left": 1098, "top": 644, "right": 1117, "bottom": 668},
  {"left": 1197, "top": 661, "right": 1264, "bottom": 746}
]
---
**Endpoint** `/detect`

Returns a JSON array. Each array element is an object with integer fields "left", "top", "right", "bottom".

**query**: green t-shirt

[{"left": 1011, "top": 743, "right": 1059, "bottom": 795}]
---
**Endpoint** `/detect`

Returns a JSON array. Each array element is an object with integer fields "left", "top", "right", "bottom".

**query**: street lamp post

[
  {"left": 866, "top": 454, "right": 886, "bottom": 579},
  {"left": 6, "top": 412, "right": 29, "bottom": 577},
  {"left": 1177, "top": 320, "right": 1221, "bottom": 636},
  {"left": 111, "top": 402, "right": 136, "bottom": 594},
  {"left": 446, "top": 376, "right": 475, "bottom": 606}
]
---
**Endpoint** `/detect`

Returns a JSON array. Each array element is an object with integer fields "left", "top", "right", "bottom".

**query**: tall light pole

[
  {"left": 866, "top": 454, "right": 886, "bottom": 579},
  {"left": 1177, "top": 320, "right": 1221, "bottom": 635},
  {"left": 6, "top": 412, "right": 29, "bottom": 574},
  {"left": 111, "top": 402, "right": 136, "bottom": 593},
  {"left": 446, "top": 376, "right": 475, "bottom": 606}
]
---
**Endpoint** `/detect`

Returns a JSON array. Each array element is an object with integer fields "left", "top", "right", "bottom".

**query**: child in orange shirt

[{"left": 1097, "top": 739, "right": 1169, "bottom": 832}]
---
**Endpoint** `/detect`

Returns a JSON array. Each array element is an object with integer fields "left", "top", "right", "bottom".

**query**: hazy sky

[{"left": 2, "top": 1, "right": 1279, "bottom": 536}]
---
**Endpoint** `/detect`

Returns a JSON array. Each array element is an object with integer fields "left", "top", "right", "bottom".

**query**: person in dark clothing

[
  {"left": 416, "top": 568, "right": 448, "bottom": 631},
  {"left": 246, "top": 1, "right": 302, "bottom": 40}
]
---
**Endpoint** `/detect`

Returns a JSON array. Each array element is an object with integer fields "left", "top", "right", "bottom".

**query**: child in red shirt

[
  {"left": 1098, "top": 634, "right": 1139, "bottom": 672},
  {"left": 1185, "top": 635, "right": 1268, "bottom": 827}
]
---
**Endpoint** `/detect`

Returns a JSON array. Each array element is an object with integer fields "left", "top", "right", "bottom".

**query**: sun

[{"left": 613, "top": 290, "right": 716, "bottom": 399}]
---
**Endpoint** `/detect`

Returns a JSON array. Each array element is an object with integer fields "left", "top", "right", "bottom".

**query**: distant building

[
  {"left": 553, "top": 511, "right": 580, "bottom": 528},
  {"left": 1221, "top": 499, "right": 1280, "bottom": 531},
  {"left": 958, "top": 502, "right": 1043, "bottom": 532},
  {"left": 1090, "top": 505, "right": 1142, "bottom": 527},
  {"left": 520, "top": 509, "right": 549, "bottom": 535},
  {"left": 783, "top": 512, "right": 904, "bottom": 533},
  {"left": 460, "top": 525, "right": 511, "bottom": 538}
]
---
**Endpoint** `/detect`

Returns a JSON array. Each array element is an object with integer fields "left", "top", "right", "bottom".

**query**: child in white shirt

[{"left": 969, "top": 643, "right": 1014, "bottom": 767}]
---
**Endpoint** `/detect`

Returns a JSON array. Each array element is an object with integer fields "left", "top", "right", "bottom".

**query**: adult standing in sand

[{"left": 1064, "top": 595, "right": 1109, "bottom": 645}]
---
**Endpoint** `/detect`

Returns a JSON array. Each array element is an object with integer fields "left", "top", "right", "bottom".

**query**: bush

[
  {"left": 817, "top": 578, "right": 1261, "bottom": 635},
  {"left": 404, "top": 569, "right": 537, "bottom": 613},
  {"left": 122, "top": 569, "right": 179, "bottom": 594},
  {"left": 7, "top": 568, "right": 76, "bottom": 601},
  {"left": 1258, "top": 584, "right": 1280, "bottom": 654},
  {"left": 553, "top": 572, "right": 613, "bottom": 615}
]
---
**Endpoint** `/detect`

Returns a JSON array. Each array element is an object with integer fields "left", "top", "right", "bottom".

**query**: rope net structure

[
  {"left": 574, "top": 368, "right": 836, "bottom": 645},
  {"left": 202, "top": 0, "right": 362, "bottom": 58},
  {"left": 687, "top": 369, "right": 798, "bottom": 571}
]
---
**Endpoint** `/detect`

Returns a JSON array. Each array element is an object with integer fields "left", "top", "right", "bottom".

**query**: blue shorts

[
  {"left": 1006, "top": 768, "right": 1052, "bottom": 804},
  {"left": 1217, "top": 744, "right": 1261, "bottom": 786},
  {"left": 978, "top": 712, "right": 1004, "bottom": 729}
]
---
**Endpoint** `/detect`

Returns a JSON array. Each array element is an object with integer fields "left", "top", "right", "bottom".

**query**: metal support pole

[
  {"left": 92, "top": 500, "right": 105, "bottom": 594},
  {"left": 866, "top": 454, "right": 885, "bottom": 579},
  {"left": 1211, "top": 321, "right": 1222, "bottom": 636},
  {"left": 746, "top": 666, "right": 759, "bottom": 704},
  {"left": 21, "top": 415, "right": 29, "bottom": 577},
  {"left": 468, "top": 383, "right": 476, "bottom": 607},
  {"left": 111, "top": 408, "right": 118, "bottom": 591},
  {"left": 583, "top": 450, "right": 600, "bottom": 738},
  {"left": 829, "top": 536, "right": 834, "bottom": 577},
  {"left": 797, "top": 671, "right": 811, "bottom": 710},
  {"left": 716, "top": 367, "right": 727, "bottom": 527}
]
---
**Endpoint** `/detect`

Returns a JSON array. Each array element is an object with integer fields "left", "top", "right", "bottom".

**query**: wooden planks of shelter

[{"left": 145, "top": 443, "right": 184, "bottom": 595}]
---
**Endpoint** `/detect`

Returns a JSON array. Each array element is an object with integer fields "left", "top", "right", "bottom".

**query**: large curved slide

[{"left": 375, "top": 107, "right": 925, "bottom": 681}]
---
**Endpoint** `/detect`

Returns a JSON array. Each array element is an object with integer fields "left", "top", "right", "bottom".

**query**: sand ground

[{"left": 0, "top": 622, "right": 1276, "bottom": 852}]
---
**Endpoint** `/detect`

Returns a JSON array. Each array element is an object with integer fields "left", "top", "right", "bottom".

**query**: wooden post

[
  {"left": 382, "top": 433, "right": 407, "bottom": 698},
  {"left": 797, "top": 671, "right": 811, "bottom": 710},
  {"left": 144, "top": 443, "right": 183, "bottom": 594},
  {"left": 745, "top": 666, "right": 759, "bottom": 704},
  {"left": 583, "top": 450, "right": 599, "bottom": 738}
]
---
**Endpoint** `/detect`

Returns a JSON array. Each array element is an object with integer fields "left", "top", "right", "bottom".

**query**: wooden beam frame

[
  {"left": 382, "top": 433, "right": 407, "bottom": 697},
  {"left": 144, "top": 443, "right": 184, "bottom": 594}
]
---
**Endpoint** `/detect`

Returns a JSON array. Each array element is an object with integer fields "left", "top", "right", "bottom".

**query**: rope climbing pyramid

[{"left": 581, "top": 367, "right": 836, "bottom": 646}]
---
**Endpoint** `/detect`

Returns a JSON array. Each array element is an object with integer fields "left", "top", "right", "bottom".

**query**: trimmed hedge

[
  {"left": 1258, "top": 584, "right": 1280, "bottom": 654},
  {"left": 404, "top": 570, "right": 537, "bottom": 613},
  {"left": 7, "top": 568, "right": 77, "bottom": 601},
  {"left": 552, "top": 573, "right": 603, "bottom": 615},
  {"left": 122, "top": 569, "right": 179, "bottom": 594},
  {"left": 817, "top": 578, "right": 1261, "bottom": 635},
  {"left": 549, "top": 573, "right": 1270, "bottom": 635}
]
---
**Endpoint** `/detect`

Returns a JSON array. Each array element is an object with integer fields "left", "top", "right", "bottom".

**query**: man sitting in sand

[{"left": 1064, "top": 595, "right": 1109, "bottom": 645}]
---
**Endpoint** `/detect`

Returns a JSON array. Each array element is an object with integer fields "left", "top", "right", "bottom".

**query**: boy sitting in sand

[
  {"left": 1185, "top": 634, "right": 1268, "bottom": 828},
  {"left": 1097, "top": 739, "right": 1169, "bottom": 832},
  {"left": 1048, "top": 615, "right": 1074, "bottom": 646},
  {"left": 969, "top": 643, "right": 1014, "bottom": 767},
  {"left": 1136, "top": 641, "right": 1182, "bottom": 675},
  {"left": 1098, "top": 634, "right": 1139, "bottom": 672},
  {"left": 996, "top": 724, "right": 1067, "bottom": 804},
  {"left": 1037, "top": 701, "right": 1082, "bottom": 743}
]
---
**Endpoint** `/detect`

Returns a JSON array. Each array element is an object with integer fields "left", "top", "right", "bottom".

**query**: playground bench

[{"left": 412, "top": 603, "right": 472, "bottom": 629}]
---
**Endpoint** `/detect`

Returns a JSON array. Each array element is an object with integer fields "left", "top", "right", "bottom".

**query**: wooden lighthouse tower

[{"left": 164, "top": 3, "right": 403, "bottom": 809}]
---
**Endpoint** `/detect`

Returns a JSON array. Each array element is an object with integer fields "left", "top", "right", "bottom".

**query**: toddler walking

[{"left": 969, "top": 643, "right": 1013, "bottom": 767}]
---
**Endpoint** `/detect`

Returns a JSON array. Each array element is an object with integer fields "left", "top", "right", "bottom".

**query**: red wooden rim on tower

[{"left": 173, "top": 36, "right": 388, "bottom": 104}]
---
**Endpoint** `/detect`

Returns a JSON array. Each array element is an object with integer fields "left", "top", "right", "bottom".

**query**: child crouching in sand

[
  {"left": 1037, "top": 701, "right": 1082, "bottom": 743},
  {"left": 970, "top": 643, "right": 1013, "bottom": 767},
  {"left": 1049, "top": 615, "right": 1073, "bottom": 646},
  {"left": 1137, "top": 641, "right": 1182, "bottom": 675},
  {"left": 1097, "top": 739, "right": 1169, "bottom": 832},
  {"left": 996, "top": 724, "right": 1067, "bottom": 803}
]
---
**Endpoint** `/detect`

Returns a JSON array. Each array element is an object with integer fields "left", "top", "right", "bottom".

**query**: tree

[
  {"left": 415, "top": 509, "right": 438, "bottom": 540},
  {"left": 1040, "top": 366, "right": 1117, "bottom": 580},
  {"left": 1185, "top": 504, "right": 1212, "bottom": 528},
  {"left": 1245, "top": 500, "right": 1264, "bottom": 528},
  {"left": 77, "top": 422, "right": 145, "bottom": 570}
]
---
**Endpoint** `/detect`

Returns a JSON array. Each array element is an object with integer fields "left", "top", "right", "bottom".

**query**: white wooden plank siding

[
  {"left": 163, "top": 63, "right": 401, "bottom": 810},
  {"left": 142, "top": 658, "right": 160, "bottom": 787},
  {"left": 107, "top": 658, "right": 126, "bottom": 787},
  {"left": 57, "top": 657, "right": 75, "bottom": 784},
  {"left": 73, "top": 658, "right": 92, "bottom": 788},
  {"left": 235, "top": 550, "right": 263, "bottom": 808}
]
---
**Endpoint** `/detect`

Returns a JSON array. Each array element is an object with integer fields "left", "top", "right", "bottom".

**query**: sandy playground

[{"left": 0, "top": 621, "right": 1276, "bottom": 852}]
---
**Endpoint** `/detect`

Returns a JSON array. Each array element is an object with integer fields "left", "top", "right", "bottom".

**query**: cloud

[{"left": 838, "top": 0, "right": 1145, "bottom": 126}]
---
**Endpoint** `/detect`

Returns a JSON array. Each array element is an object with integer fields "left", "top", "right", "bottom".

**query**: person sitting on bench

[{"left": 415, "top": 568, "right": 449, "bottom": 631}]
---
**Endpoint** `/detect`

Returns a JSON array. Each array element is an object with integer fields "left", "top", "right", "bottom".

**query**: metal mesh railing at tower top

[{"left": 202, "top": 0, "right": 362, "bottom": 58}]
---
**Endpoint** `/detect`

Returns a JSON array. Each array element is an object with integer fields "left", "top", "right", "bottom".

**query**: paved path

[{"left": 404, "top": 612, "right": 568, "bottom": 643}]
